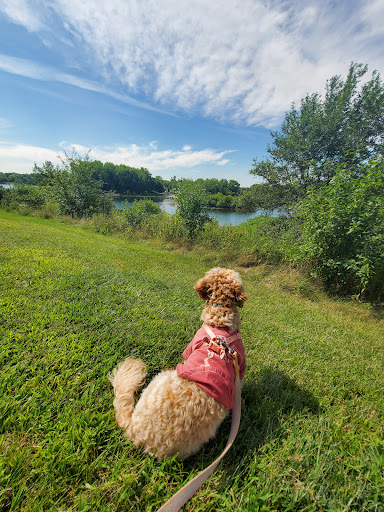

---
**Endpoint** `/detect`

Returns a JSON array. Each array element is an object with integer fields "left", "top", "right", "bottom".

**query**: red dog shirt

[{"left": 176, "top": 324, "right": 246, "bottom": 409}]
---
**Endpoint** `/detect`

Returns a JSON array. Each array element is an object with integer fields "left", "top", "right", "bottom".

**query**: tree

[
  {"left": 176, "top": 180, "right": 210, "bottom": 238},
  {"left": 124, "top": 198, "right": 162, "bottom": 228},
  {"left": 298, "top": 157, "right": 384, "bottom": 300},
  {"left": 251, "top": 63, "right": 384, "bottom": 206},
  {"left": 236, "top": 183, "right": 293, "bottom": 212},
  {"left": 33, "top": 161, "right": 60, "bottom": 187},
  {"left": 34, "top": 151, "right": 112, "bottom": 217}
]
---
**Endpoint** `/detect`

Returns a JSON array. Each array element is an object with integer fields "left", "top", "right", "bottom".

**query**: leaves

[
  {"left": 175, "top": 180, "right": 211, "bottom": 239},
  {"left": 251, "top": 63, "right": 384, "bottom": 208},
  {"left": 298, "top": 157, "right": 384, "bottom": 299}
]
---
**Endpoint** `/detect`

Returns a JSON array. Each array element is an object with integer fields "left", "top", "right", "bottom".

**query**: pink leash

[{"left": 157, "top": 326, "right": 242, "bottom": 512}]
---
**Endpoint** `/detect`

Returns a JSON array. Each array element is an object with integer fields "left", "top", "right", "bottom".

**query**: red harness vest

[{"left": 176, "top": 324, "right": 246, "bottom": 409}]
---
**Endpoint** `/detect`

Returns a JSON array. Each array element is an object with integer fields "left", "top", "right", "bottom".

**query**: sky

[{"left": 0, "top": 1, "right": 384, "bottom": 187}]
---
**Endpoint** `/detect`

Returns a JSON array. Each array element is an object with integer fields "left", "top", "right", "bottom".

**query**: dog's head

[{"left": 194, "top": 267, "right": 248, "bottom": 308}]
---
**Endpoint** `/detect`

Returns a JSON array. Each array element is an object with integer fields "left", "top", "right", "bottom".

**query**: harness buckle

[{"left": 208, "top": 336, "right": 236, "bottom": 361}]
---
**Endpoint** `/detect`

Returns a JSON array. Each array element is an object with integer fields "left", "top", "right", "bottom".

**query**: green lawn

[{"left": 1, "top": 210, "right": 383, "bottom": 511}]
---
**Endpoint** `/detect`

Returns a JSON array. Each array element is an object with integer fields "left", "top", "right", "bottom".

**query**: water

[
  {"left": 113, "top": 196, "right": 280, "bottom": 227},
  {"left": 0, "top": 185, "right": 281, "bottom": 226}
]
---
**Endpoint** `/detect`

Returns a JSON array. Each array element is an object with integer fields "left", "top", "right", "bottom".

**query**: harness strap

[
  {"left": 157, "top": 329, "right": 242, "bottom": 512},
  {"left": 203, "top": 323, "right": 240, "bottom": 345}
]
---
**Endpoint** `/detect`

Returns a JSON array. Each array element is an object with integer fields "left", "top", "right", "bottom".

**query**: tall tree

[
  {"left": 34, "top": 151, "right": 112, "bottom": 217},
  {"left": 250, "top": 63, "right": 384, "bottom": 206}
]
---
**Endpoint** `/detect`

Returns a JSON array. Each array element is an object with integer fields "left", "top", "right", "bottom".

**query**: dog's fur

[{"left": 109, "top": 267, "right": 247, "bottom": 459}]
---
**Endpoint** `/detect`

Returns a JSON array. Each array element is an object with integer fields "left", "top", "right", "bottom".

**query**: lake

[
  {"left": 0, "top": 185, "right": 281, "bottom": 226},
  {"left": 113, "top": 196, "right": 281, "bottom": 226}
]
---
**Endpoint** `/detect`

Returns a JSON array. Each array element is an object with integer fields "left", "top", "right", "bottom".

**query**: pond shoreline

[
  {"left": 113, "top": 195, "right": 280, "bottom": 226},
  {"left": 112, "top": 193, "right": 242, "bottom": 212}
]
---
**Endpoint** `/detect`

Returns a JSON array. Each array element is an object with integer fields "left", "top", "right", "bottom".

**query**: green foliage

[
  {"left": 0, "top": 183, "right": 47, "bottom": 213},
  {"left": 91, "top": 161, "right": 165, "bottom": 194},
  {"left": 33, "top": 160, "right": 59, "bottom": 187},
  {"left": 176, "top": 180, "right": 211, "bottom": 238},
  {"left": 123, "top": 198, "right": 163, "bottom": 228},
  {"left": 34, "top": 152, "right": 113, "bottom": 218},
  {"left": 206, "top": 192, "right": 236, "bottom": 209},
  {"left": 251, "top": 63, "right": 384, "bottom": 206},
  {"left": 197, "top": 216, "right": 301, "bottom": 266},
  {"left": 194, "top": 178, "right": 241, "bottom": 196},
  {"left": 236, "top": 183, "right": 293, "bottom": 212},
  {"left": 0, "top": 172, "right": 37, "bottom": 184},
  {"left": 298, "top": 157, "right": 384, "bottom": 299}
]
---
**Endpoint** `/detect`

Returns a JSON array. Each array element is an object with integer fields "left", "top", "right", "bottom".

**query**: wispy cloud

[
  {"left": 0, "top": 141, "right": 234, "bottom": 174},
  {"left": 0, "top": 0, "right": 44, "bottom": 31},
  {"left": 62, "top": 142, "right": 234, "bottom": 171},
  {"left": 0, "top": 54, "right": 174, "bottom": 116},
  {"left": 1, "top": 0, "right": 384, "bottom": 128}
]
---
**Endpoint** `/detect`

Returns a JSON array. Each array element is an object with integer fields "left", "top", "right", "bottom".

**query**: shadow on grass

[
  {"left": 370, "top": 303, "right": 384, "bottom": 320},
  {"left": 238, "top": 367, "right": 320, "bottom": 451},
  {"left": 183, "top": 366, "right": 320, "bottom": 470}
]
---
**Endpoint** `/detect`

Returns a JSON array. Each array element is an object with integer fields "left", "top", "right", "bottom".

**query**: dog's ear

[
  {"left": 234, "top": 285, "right": 248, "bottom": 308},
  {"left": 194, "top": 277, "right": 210, "bottom": 300}
]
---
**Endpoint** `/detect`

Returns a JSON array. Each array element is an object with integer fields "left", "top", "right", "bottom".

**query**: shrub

[
  {"left": 34, "top": 152, "right": 113, "bottom": 218},
  {"left": 206, "top": 192, "right": 236, "bottom": 209},
  {"left": 176, "top": 180, "right": 211, "bottom": 238},
  {"left": 0, "top": 184, "right": 46, "bottom": 212},
  {"left": 298, "top": 158, "right": 384, "bottom": 300},
  {"left": 123, "top": 198, "right": 163, "bottom": 229}
]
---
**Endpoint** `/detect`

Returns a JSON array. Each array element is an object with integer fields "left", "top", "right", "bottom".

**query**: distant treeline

[
  {"left": 0, "top": 164, "right": 165, "bottom": 195},
  {"left": 89, "top": 161, "right": 165, "bottom": 195},
  {"left": 0, "top": 172, "right": 37, "bottom": 185},
  {"left": 1, "top": 162, "right": 243, "bottom": 206}
]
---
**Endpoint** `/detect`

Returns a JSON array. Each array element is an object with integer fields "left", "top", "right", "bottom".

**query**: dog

[{"left": 110, "top": 267, "right": 247, "bottom": 459}]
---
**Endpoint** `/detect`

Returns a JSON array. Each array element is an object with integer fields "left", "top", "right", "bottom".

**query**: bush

[
  {"left": 176, "top": 181, "right": 211, "bottom": 238},
  {"left": 123, "top": 198, "right": 163, "bottom": 228},
  {"left": 0, "top": 184, "right": 46, "bottom": 211},
  {"left": 206, "top": 192, "right": 236, "bottom": 209},
  {"left": 298, "top": 158, "right": 384, "bottom": 299},
  {"left": 34, "top": 152, "right": 113, "bottom": 218}
]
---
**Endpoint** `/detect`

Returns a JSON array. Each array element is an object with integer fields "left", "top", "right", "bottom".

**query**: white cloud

[
  {"left": 0, "top": 54, "right": 175, "bottom": 116},
  {"left": 1, "top": 0, "right": 383, "bottom": 128},
  {"left": 0, "top": 0, "right": 44, "bottom": 31},
  {"left": 0, "top": 142, "right": 61, "bottom": 173},
  {"left": 63, "top": 142, "right": 234, "bottom": 171},
  {"left": 0, "top": 142, "right": 59, "bottom": 162},
  {"left": 0, "top": 141, "right": 234, "bottom": 174}
]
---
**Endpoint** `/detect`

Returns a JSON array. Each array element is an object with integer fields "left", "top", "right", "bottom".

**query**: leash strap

[{"left": 157, "top": 339, "right": 241, "bottom": 511}]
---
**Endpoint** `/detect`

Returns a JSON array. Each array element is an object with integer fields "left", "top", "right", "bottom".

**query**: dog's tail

[{"left": 109, "top": 357, "right": 147, "bottom": 430}]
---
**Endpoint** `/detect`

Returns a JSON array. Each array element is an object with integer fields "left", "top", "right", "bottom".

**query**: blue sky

[{"left": 0, "top": 0, "right": 384, "bottom": 187}]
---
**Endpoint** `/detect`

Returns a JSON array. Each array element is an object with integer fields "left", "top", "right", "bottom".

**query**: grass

[{"left": 1, "top": 210, "right": 383, "bottom": 511}]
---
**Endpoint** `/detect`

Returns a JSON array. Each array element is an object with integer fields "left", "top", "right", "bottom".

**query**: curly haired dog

[{"left": 110, "top": 267, "right": 247, "bottom": 459}]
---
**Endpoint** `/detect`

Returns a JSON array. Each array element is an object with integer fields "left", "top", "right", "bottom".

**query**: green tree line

[{"left": 1, "top": 162, "right": 244, "bottom": 206}]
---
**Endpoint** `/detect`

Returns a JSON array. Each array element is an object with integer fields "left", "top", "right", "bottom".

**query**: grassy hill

[{"left": 1, "top": 210, "right": 383, "bottom": 511}]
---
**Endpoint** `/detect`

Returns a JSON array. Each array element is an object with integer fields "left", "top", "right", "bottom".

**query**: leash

[{"left": 157, "top": 327, "right": 242, "bottom": 512}]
